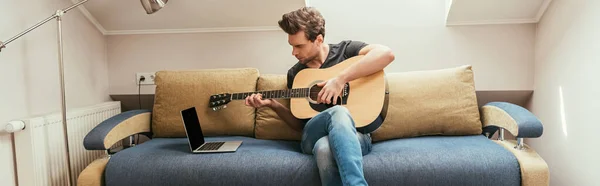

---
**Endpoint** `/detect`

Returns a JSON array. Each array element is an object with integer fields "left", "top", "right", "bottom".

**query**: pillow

[
  {"left": 371, "top": 65, "right": 482, "bottom": 141},
  {"left": 152, "top": 68, "right": 259, "bottom": 138},
  {"left": 254, "top": 74, "right": 302, "bottom": 141}
]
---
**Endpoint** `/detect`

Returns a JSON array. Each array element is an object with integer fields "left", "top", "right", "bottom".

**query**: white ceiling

[
  {"left": 73, "top": 0, "right": 552, "bottom": 34},
  {"left": 446, "top": 0, "right": 552, "bottom": 26},
  {"left": 75, "top": 0, "right": 306, "bottom": 35}
]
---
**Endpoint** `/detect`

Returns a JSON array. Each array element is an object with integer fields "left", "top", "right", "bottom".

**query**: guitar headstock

[{"left": 209, "top": 93, "right": 231, "bottom": 111}]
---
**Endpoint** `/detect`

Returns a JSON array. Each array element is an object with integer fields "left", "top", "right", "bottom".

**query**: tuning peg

[
  {"left": 223, "top": 105, "right": 227, "bottom": 109},
  {"left": 212, "top": 107, "right": 217, "bottom": 111}
]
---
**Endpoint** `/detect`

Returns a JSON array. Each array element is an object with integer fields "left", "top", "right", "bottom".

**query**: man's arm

[
  {"left": 245, "top": 94, "right": 304, "bottom": 132},
  {"left": 317, "top": 44, "right": 395, "bottom": 104},
  {"left": 268, "top": 100, "right": 304, "bottom": 132},
  {"left": 338, "top": 44, "right": 395, "bottom": 83}
]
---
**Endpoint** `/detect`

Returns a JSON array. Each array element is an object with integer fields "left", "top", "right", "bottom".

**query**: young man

[{"left": 245, "top": 7, "right": 394, "bottom": 186}]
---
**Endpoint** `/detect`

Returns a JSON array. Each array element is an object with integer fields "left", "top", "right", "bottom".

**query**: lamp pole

[
  {"left": 1, "top": 1, "right": 90, "bottom": 186},
  {"left": 1, "top": 1, "right": 168, "bottom": 185},
  {"left": 56, "top": 9, "right": 73, "bottom": 186}
]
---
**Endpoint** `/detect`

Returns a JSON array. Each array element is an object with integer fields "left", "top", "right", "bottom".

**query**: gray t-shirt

[{"left": 287, "top": 40, "right": 368, "bottom": 89}]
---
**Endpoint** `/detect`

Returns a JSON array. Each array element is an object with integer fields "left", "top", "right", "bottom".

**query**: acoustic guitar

[{"left": 209, "top": 55, "right": 388, "bottom": 133}]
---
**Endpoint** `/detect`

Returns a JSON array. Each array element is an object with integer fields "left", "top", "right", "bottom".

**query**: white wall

[
  {"left": 0, "top": 0, "right": 110, "bottom": 185},
  {"left": 107, "top": 31, "right": 294, "bottom": 94},
  {"left": 528, "top": 0, "right": 600, "bottom": 185},
  {"left": 108, "top": 0, "right": 535, "bottom": 95},
  {"left": 312, "top": 0, "right": 535, "bottom": 91}
]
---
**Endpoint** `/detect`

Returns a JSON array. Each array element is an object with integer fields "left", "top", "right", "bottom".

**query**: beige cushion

[
  {"left": 494, "top": 140, "right": 549, "bottom": 186},
  {"left": 255, "top": 74, "right": 302, "bottom": 141},
  {"left": 77, "top": 157, "right": 108, "bottom": 186},
  {"left": 371, "top": 65, "right": 483, "bottom": 141},
  {"left": 152, "top": 68, "right": 259, "bottom": 138}
]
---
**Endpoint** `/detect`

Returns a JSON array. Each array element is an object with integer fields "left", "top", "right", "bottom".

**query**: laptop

[{"left": 180, "top": 107, "right": 242, "bottom": 153}]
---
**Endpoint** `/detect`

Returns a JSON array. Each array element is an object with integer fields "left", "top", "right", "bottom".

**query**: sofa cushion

[
  {"left": 255, "top": 74, "right": 302, "bottom": 141},
  {"left": 372, "top": 65, "right": 483, "bottom": 141},
  {"left": 364, "top": 135, "right": 520, "bottom": 185},
  {"left": 152, "top": 68, "right": 259, "bottom": 138},
  {"left": 104, "top": 135, "right": 519, "bottom": 186},
  {"left": 105, "top": 136, "right": 321, "bottom": 186}
]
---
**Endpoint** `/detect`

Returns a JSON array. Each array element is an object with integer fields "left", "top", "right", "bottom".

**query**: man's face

[{"left": 288, "top": 30, "right": 321, "bottom": 64}]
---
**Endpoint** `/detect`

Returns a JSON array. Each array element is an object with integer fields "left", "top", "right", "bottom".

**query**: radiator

[{"left": 13, "top": 101, "right": 122, "bottom": 186}]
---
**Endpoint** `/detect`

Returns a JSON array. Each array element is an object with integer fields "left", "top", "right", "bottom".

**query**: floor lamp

[{"left": 0, "top": 0, "right": 168, "bottom": 185}]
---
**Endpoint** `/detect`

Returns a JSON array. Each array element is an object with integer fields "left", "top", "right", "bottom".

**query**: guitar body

[{"left": 291, "top": 56, "right": 387, "bottom": 132}]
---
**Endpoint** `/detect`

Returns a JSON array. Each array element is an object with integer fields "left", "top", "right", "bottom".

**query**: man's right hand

[{"left": 245, "top": 93, "right": 274, "bottom": 108}]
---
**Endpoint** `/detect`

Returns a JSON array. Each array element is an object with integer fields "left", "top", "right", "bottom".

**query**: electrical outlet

[{"left": 136, "top": 72, "right": 156, "bottom": 85}]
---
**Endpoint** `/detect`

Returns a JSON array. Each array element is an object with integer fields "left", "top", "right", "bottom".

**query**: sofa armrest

[
  {"left": 480, "top": 102, "right": 543, "bottom": 138},
  {"left": 84, "top": 109, "right": 152, "bottom": 150},
  {"left": 77, "top": 157, "right": 109, "bottom": 186}
]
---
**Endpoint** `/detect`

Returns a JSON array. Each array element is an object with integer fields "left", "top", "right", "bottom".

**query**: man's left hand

[{"left": 317, "top": 77, "right": 346, "bottom": 105}]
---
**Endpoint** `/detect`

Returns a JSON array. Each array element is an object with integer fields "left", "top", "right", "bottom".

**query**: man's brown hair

[{"left": 278, "top": 7, "right": 326, "bottom": 42}]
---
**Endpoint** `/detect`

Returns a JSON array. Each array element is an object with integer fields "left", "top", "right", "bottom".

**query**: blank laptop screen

[{"left": 181, "top": 107, "right": 205, "bottom": 150}]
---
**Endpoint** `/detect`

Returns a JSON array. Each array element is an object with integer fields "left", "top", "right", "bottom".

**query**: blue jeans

[{"left": 301, "top": 106, "right": 373, "bottom": 186}]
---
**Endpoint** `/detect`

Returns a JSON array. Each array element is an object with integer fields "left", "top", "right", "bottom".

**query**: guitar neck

[{"left": 230, "top": 88, "right": 310, "bottom": 100}]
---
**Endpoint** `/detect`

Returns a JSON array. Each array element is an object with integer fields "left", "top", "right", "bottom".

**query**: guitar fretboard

[{"left": 231, "top": 88, "right": 310, "bottom": 100}]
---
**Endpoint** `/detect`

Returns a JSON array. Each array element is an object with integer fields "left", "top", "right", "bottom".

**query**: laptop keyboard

[{"left": 198, "top": 142, "right": 225, "bottom": 151}]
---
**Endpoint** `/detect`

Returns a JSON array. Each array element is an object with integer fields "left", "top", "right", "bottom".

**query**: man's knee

[
  {"left": 324, "top": 106, "right": 354, "bottom": 128},
  {"left": 325, "top": 106, "right": 350, "bottom": 115},
  {"left": 313, "top": 137, "right": 331, "bottom": 156},
  {"left": 324, "top": 106, "right": 352, "bottom": 121}
]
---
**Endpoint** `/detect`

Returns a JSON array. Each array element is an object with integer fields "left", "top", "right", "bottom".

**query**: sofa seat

[
  {"left": 104, "top": 135, "right": 520, "bottom": 186},
  {"left": 364, "top": 135, "right": 520, "bottom": 186}
]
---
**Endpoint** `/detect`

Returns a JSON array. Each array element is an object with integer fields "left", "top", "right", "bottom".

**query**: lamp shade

[{"left": 141, "top": 0, "right": 168, "bottom": 14}]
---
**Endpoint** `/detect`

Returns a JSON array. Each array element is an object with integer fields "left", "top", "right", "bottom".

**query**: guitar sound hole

[
  {"left": 308, "top": 83, "right": 350, "bottom": 102},
  {"left": 308, "top": 83, "right": 350, "bottom": 113},
  {"left": 308, "top": 85, "right": 340, "bottom": 104},
  {"left": 308, "top": 85, "right": 322, "bottom": 102}
]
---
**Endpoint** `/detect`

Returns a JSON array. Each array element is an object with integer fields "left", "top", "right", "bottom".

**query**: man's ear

[{"left": 315, "top": 34, "right": 324, "bottom": 45}]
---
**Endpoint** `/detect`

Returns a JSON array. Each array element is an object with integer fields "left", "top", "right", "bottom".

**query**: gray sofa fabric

[
  {"left": 105, "top": 135, "right": 520, "bottom": 186},
  {"left": 106, "top": 136, "right": 320, "bottom": 186},
  {"left": 365, "top": 135, "right": 520, "bottom": 186},
  {"left": 84, "top": 109, "right": 152, "bottom": 150},
  {"left": 484, "top": 102, "right": 544, "bottom": 138}
]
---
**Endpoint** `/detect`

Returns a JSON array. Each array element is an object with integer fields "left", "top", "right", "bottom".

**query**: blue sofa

[{"left": 77, "top": 66, "right": 549, "bottom": 186}]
